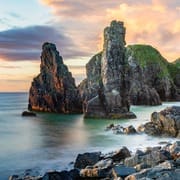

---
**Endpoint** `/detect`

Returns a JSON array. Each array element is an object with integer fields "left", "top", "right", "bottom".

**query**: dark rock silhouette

[{"left": 28, "top": 42, "right": 82, "bottom": 113}]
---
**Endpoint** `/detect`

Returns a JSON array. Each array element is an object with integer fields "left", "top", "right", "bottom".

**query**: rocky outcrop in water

[
  {"left": 81, "top": 21, "right": 136, "bottom": 119},
  {"left": 141, "top": 106, "right": 180, "bottom": 138},
  {"left": 9, "top": 141, "right": 180, "bottom": 179},
  {"left": 79, "top": 23, "right": 180, "bottom": 106},
  {"left": 28, "top": 42, "right": 82, "bottom": 113}
]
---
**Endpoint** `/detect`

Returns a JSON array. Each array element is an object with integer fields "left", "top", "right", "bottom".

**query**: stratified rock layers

[
  {"left": 83, "top": 21, "right": 136, "bottom": 119},
  {"left": 28, "top": 42, "right": 82, "bottom": 113}
]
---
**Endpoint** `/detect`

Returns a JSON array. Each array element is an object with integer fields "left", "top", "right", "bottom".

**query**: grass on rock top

[{"left": 126, "top": 44, "right": 170, "bottom": 78}]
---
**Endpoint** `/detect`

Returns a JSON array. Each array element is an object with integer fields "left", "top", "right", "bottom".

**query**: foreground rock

[
  {"left": 82, "top": 21, "right": 136, "bottom": 119},
  {"left": 22, "top": 111, "right": 36, "bottom": 117},
  {"left": 9, "top": 141, "right": 180, "bottom": 179},
  {"left": 105, "top": 124, "right": 137, "bottom": 135},
  {"left": 28, "top": 42, "right": 82, "bottom": 113},
  {"left": 74, "top": 152, "right": 101, "bottom": 169},
  {"left": 143, "top": 106, "right": 180, "bottom": 138}
]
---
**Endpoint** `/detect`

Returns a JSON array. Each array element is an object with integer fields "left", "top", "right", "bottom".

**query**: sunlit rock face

[
  {"left": 28, "top": 42, "right": 82, "bottom": 113},
  {"left": 82, "top": 21, "right": 136, "bottom": 119}
]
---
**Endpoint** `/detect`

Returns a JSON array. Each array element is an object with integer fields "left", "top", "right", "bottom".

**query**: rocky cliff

[
  {"left": 126, "top": 45, "right": 177, "bottom": 105},
  {"left": 28, "top": 42, "right": 82, "bottom": 113},
  {"left": 79, "top": 25, "right": 180, "bottom": 106},
  {"left": 82, "top": 21, "right": 136, "bottom": 119}
]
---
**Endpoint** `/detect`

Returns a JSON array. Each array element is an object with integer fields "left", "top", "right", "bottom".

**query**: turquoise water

[{"left": 0, "top": 93, "right": 179, "bottom": 179}]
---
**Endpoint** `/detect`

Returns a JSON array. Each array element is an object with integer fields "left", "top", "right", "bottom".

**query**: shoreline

[{"left": 9, "top": 140, "right": 180, "bottom": 180}]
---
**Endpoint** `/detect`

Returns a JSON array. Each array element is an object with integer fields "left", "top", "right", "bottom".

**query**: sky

[{"left": 0, "top": 0, "right": 179, "bottom": 92}]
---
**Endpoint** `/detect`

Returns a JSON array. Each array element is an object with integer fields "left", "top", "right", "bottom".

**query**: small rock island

[
  {"left": 81, "top": 21, "right": 136, "bottom": 119},
  {"left": 28, "top": 42, "right": 82, "bottom": 113}
]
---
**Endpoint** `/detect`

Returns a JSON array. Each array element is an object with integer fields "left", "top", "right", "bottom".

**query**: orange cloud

[{"left": 40, "top": 0, "right": 180, "bottom": 61}]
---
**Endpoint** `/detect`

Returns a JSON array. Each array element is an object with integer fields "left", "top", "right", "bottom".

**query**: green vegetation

[
  {"left": 167, "top": 58, "right": 180, "bottom": 80},
  {"left": 126, "top": 44, "right": 169, "bottom": 78}
]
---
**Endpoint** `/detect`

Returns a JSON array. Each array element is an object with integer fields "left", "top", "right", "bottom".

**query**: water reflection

[{"left": 35, "top": 113, "right": 89, "bottom": 149}]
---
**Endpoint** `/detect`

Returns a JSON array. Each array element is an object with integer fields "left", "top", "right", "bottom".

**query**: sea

[{"left": 0, "top": 92, "right": 179, "bottom": 179}]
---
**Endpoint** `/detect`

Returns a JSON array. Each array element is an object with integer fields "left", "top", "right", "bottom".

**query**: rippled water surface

[{"left": 0, "top": 93, "right": 179, "bottom": 179}]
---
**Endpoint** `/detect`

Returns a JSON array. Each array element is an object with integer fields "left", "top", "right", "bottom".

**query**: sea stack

[
  {"left": 83, "top": 21, "right": 136, "bottom": 119},
  {"left": 28, "top": 42, "right": 82, "bottom": 113}
]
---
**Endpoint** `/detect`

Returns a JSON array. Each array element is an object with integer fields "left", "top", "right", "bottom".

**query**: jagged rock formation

[
  {"left": 28, "top": 42, "right": 82, "bottom": 113},
  {"left": 82, "top": 21, "right": 136, "bottom": 119},
  {"left": 126, "top": 45, "right": 176, "bottom": 105},
  {"left": 79, "top": 25, "right": 180, "bottom": 106},
  {"left": 143, "top": 106, "right": 180, "bottom": 138}
]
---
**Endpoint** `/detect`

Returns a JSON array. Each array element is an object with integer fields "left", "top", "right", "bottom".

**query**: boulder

[
  {"left": 93, "top": 158, "right": 113, "bottom": 169},
  {"left": 125, "top": 167, "right": 180, "bottom": 180},
  {"left": 22, "top": 111, "right": 36, "bottom": 117},
  {"left": 80, "top": 167, "right": 111, "bottom": 179},
  {"left": 28, "top": 42, "right": 82, "bottom": 113},
  {"left": 42, "top": 171, "right": 72, "bottom": 180},
  {"left": 144, "top": 106, "right": 180, "bottom": 137},
  {"left": 110, "top": 147, "right": 131, "bottom": 162},
  {"left": 123, "top": 125, "right": 137, "bottom": 134},
  {"left": 112, "top": 165, "right": 136, "bottom": 178},
  {"left": 74, "top": 152, "right": 101, "bottom": 169},
  {"left": 125, "top": 149, "right": 171, "bottom": 169}
]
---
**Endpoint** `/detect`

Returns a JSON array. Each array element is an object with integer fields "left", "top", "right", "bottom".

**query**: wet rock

[
  {"left": 125, "top": 167, "right": 180, "bottom": 180},
  {"left": 105, "top": 123, "right": 115, "bottom": 131},
  {"left": 144, "top": 106, "right": 180, "bottom": 137},
  {"left": 164, "top": 141, "right": 180, "bottom": 160},
  {"left": 42, "top": 171, "right": 72, "bottom": 180},
  {"left": 80, "top": 167, "right": 112, "bottom": 178},
  {"left": 111, "top": 147, "right": 131, "bottom": 162},
  {"left": 137, "top": 124, "right": 145, "bottom": 133},
  {"left": 74, "top": 152, "right": 101, "bottom": 169},
  {"left": 93, "top": 158, "right": 113, "bottom": 169},
  {"left": 112, "top": 165, "right": 136, "bottom": 178},
  {"left": 9, "top": 175, "right": 19, "bottom": 180},
  {"left": 22, "top": 111, "right": 36, "bottom": 117},
  {"left": 9, "top": 175, "right": 42, "bottom": 180},
  {"left": 125, "top": 149, "right": 171, "bottom": 169},
  {"left": 123, "top": 125, "right": 137, "bottom": 134},
  {"left": 28, "top": 42, "right": 82, "bottom": 113}
]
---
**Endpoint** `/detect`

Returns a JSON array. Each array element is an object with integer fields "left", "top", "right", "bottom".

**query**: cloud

[
  {"left": 40, "top": 0, "right": 180, "bottom": 61},
  {"left": 0, "top": 25, "right": 91, "bottom": 61},
  {"left": 0, "top": 65, "right": 20, "bottom": 69}
]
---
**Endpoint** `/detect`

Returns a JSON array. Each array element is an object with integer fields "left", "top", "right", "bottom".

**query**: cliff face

[
  {"left": 28, "top": 42, "right": 82, "bottom": 113},
  {"left": 126, "top": 45, "right": 175, "bottom": 105},
  {"left": 82, "top": 21, "right": 136, "bottom": 119},
  {"left": 79, "top": 38, "right": 180, "bottom": 106}
]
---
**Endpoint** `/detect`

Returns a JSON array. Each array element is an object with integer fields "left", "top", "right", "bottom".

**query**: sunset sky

[{"left": 0, "top": 0, "right": 179, "bottom": 92}]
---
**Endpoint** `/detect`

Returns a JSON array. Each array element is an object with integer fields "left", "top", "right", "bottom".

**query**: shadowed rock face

[
  {"left": 82, "top": 21, "right": 136, "bottom": 119},
  {"left": 79, "top": 28, "right": 179, "bottom": 106},
  {"left": 28, "top": 42, "right": 82, "bottom": 113}
]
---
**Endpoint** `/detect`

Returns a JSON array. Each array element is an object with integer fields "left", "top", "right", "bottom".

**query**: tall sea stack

[
  {"left": 28, "top": 42, "right": 82, "bottom": 113},
  {"left": 83, "top": 21, "right": 136, "bottom": 119}
]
